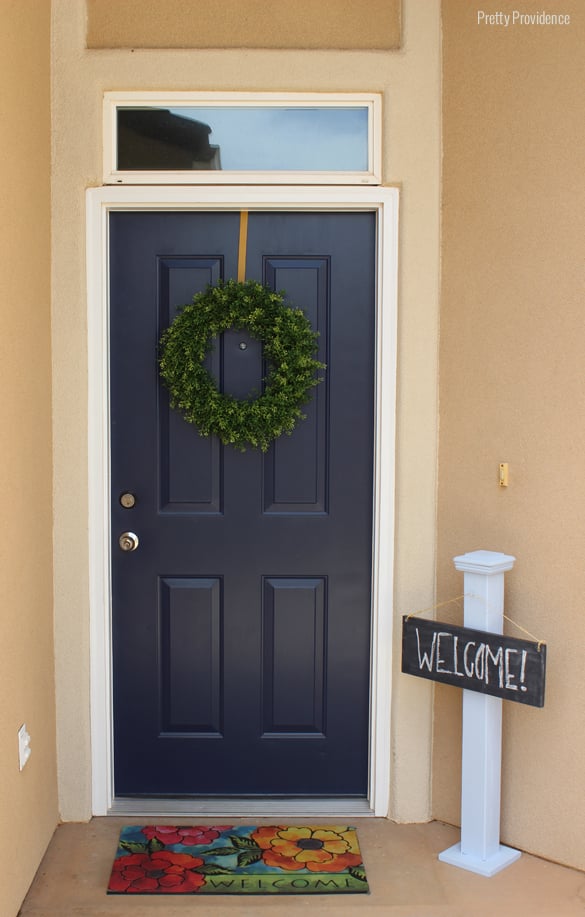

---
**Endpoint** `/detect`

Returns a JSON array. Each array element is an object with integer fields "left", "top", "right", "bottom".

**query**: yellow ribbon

[{"left": 237, "top": 210, "right": 249, "bottom": 282}]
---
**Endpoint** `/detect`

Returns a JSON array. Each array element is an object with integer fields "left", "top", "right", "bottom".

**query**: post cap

[{"left": 453, "top": 550, "right": 516, "bottom": 575}]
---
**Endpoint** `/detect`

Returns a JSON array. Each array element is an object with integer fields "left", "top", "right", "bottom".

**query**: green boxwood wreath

[{"left": 159, "top": 279, "right": 326, "bottom": 452}]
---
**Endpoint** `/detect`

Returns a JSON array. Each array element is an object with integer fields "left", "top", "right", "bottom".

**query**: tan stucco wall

[
  {"left": 436, "top": 0, "right": 585, "bottom": 870},
  {"left": 86, "top": 0, "right": 401, "bottom": 50},
  {"left": 51, "top": 0, "right": 440, "bottom": 822},
  {"left": 0, "top": 1, "right": 57, "bottom": 913}
]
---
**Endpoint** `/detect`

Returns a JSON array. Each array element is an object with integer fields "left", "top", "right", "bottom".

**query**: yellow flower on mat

[{"left": 251, "top": 826, "right": 363, "bottom": 873}]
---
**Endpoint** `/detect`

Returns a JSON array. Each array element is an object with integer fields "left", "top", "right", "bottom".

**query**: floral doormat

[{"left": 107, "top": 825, "right": 369, "bottom": 895}]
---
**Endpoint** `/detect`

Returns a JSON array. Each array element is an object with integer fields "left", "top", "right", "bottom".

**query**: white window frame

[{"left": 103, "top": 92, "right": 382, "bottom": 185}]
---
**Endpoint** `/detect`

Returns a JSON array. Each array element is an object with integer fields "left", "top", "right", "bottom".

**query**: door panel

[
  {"left": 110, "top": 210, "right": 375, "bottom": 796},
  {"left": 159, "top": 257, "right": 223, "bottom": 513},
  {"left": 262, "top": 577, "right": 326, "bottom": 735},
  {"left": 160, "top": 576, "right": 222, "bottom": 734},
  {"left": 262, "top": 257, "right": 329, "bottom": 513}
]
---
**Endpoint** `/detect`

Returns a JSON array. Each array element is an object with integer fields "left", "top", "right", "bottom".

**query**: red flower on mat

[
  {"left": 251, "top": 826, "right": 363, "bottom": 873},
  {"left": 142, "top": 825, "right": 232, "bottom": 847},
  {"left": 108, "top": 851, "right": 206, "bottom": 893}
]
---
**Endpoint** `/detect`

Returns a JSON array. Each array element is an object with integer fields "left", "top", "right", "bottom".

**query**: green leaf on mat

[
  {"left": 195, "top": 864, "right": 234, "bottom": 876},
  {"left": 349, "top": 866, "right": 368, "bottom": 883},
  {"left": 203, "top": 846, "right": 236, "bottom": 857},
  {"left": 230, "top": 835, "right": 260, "bottom": 850},
  {"left": 120, "top": 841, "right": 147, "bottom": 854},
  {"left": 237, "top": 849, "right": 263, "bottom": 868},
  {"left": 147, "top": 837, "right": 165, "bottom": 853}
]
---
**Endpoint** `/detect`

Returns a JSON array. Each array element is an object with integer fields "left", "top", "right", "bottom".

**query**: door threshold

[{"left": 109, "top": 797, "right": 375, "bottom": 819}]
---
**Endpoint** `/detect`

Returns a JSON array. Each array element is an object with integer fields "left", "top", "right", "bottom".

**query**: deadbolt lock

[
  {"left": 119, "top": 532, "right": 139, "bottom": 552},
  {"left": 120, "top": 492, "right": 136, "bottom": 508}
]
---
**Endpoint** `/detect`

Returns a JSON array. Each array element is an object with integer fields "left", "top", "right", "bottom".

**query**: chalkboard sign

[{"left": 402, "top": 617, "right": 546, "bottom": 707}]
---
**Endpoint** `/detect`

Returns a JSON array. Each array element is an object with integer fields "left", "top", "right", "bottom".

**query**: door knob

[{"left": 119, "top": 532, "right": 139, "bottom": 552}]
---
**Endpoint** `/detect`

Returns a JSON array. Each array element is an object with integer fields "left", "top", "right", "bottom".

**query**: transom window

[{"left": 104, "top": 92, "right": 381, "bottom": 185}]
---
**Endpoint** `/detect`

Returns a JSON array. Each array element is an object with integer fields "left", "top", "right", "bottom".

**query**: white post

[{"left": 438, "top": 550, "right": 522, "bottom": 877}]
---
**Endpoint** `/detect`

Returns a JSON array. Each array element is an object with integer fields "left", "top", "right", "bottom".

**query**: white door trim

[{"left": 86, "top": 185, "right": 398, "bottom": 816}]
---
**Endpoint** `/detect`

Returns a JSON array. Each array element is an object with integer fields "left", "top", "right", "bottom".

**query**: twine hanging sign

[{"left": 401, "top": 613, "right": 546, "bottom": 708}]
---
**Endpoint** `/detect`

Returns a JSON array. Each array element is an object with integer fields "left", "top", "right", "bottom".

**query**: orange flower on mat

[{"left": 251, "top": 826, "right": 363, "bottom": 873}]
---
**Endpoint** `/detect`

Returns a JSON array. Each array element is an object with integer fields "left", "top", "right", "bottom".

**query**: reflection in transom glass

[{"left": 117, "top": 106, "right": 369, "bottom": 172}]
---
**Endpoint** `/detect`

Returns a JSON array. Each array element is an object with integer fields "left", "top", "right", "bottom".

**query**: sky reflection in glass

[{"left": 168, "top": 106, "right": 369, "bottom": 171}]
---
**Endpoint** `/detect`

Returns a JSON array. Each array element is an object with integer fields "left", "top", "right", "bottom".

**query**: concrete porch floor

[{"left": 19, "top": 817, "right": 585, "bottom": 917}]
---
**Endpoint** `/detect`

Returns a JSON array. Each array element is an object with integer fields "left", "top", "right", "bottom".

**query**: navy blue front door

[{"left": 110, "top": 210, "right": 375, "bottom": 796}]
